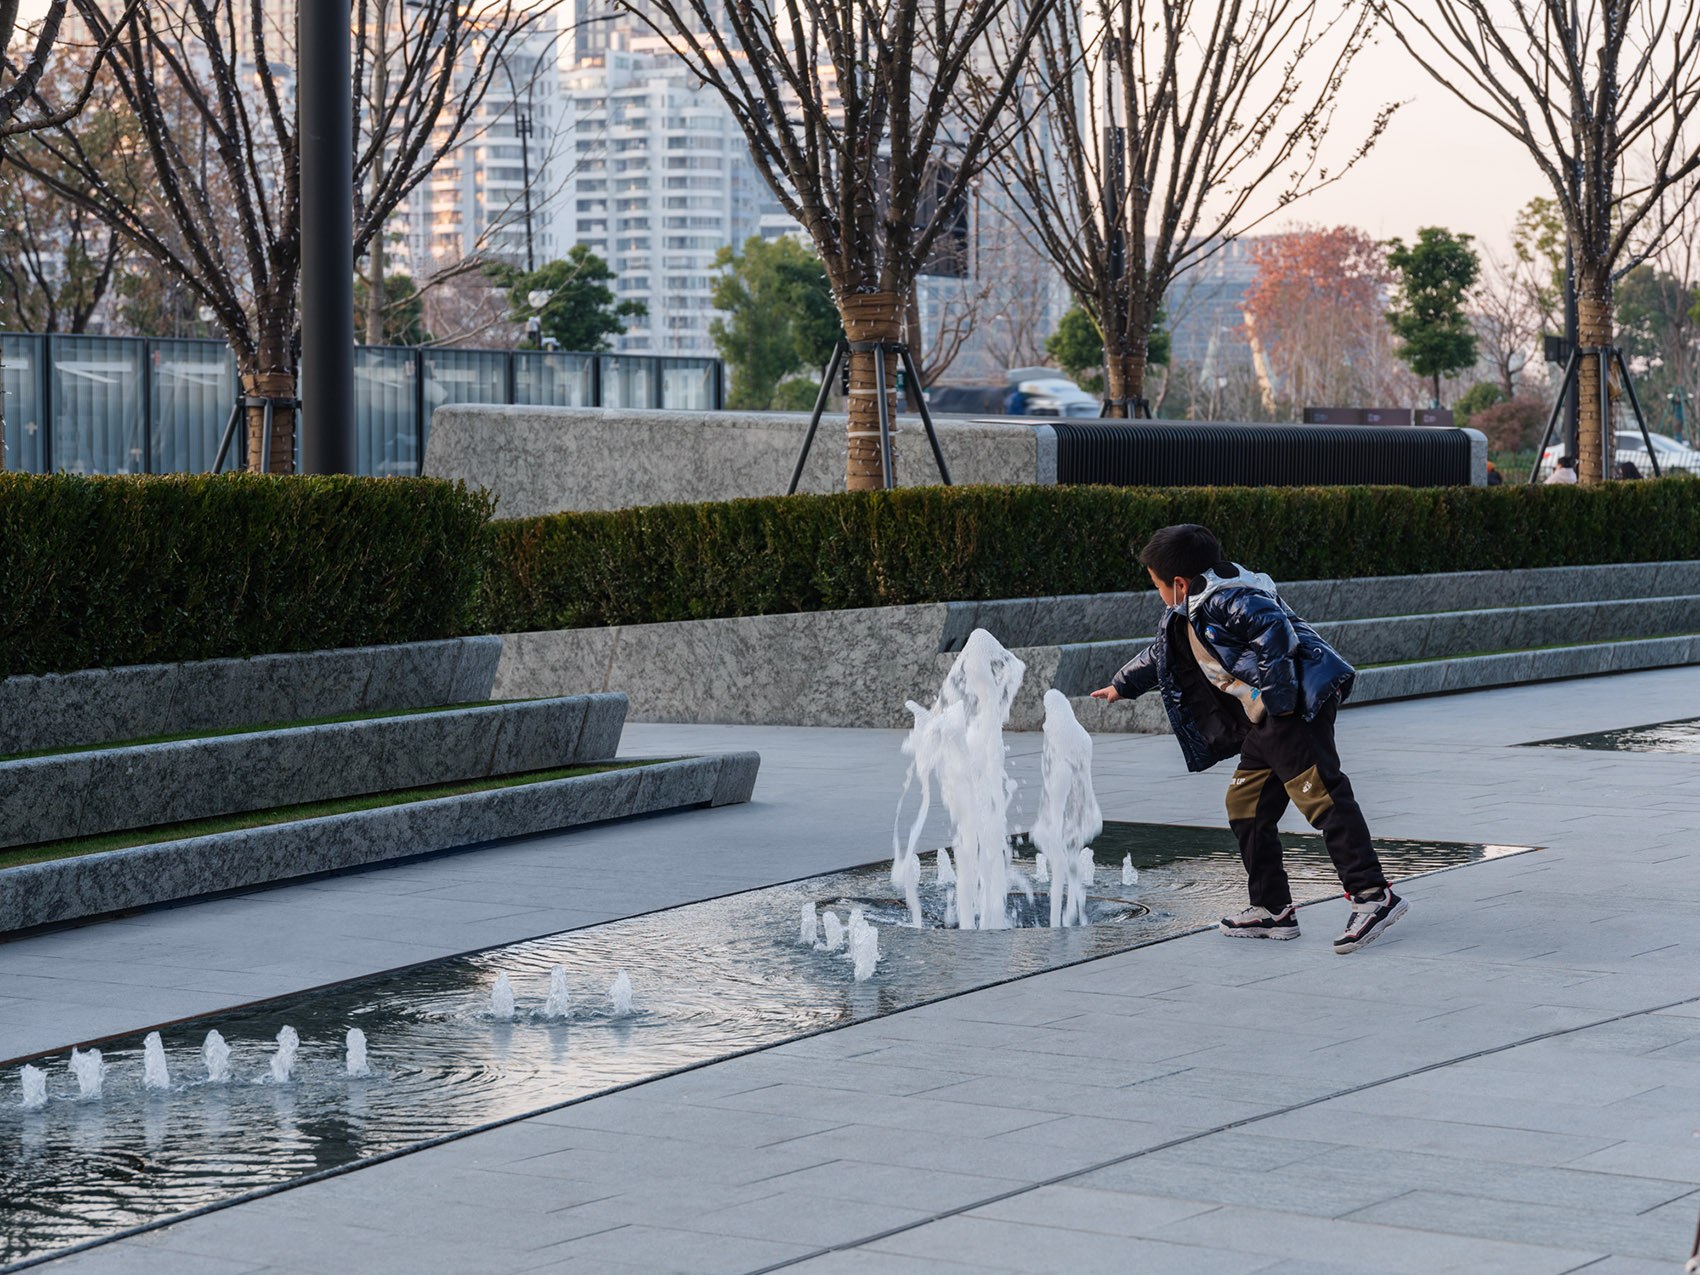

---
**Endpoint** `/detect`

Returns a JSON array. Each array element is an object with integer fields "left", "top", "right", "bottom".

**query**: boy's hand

[{"left": 1090, "top": 685, "right": 1121, "bottom": 702}]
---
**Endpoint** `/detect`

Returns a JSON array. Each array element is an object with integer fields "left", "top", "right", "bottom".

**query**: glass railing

[{"left": 0, "top": 334, "right": 724, "bottom": 476}]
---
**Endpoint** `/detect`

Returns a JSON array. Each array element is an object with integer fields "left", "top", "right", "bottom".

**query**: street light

[{"left": 498, "top": 56, "right": 538, "bottom": 273}]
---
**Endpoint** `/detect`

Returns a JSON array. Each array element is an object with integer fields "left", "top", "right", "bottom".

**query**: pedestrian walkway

[{"left": 14, "top": 668, "right": 1700, "bottom": 1273}]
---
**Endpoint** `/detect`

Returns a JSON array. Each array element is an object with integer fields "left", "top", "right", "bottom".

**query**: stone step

[
  {"left": 0, "top": 693, "right": 626, "bottom": 851},
  {"left": 1065, "top": 632, "right": 1700, "bottom": 735}
]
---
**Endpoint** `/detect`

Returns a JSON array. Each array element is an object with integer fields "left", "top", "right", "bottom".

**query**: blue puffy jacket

[{"left": 1110, "top": 563, "right": 1355, "bottom": 772}]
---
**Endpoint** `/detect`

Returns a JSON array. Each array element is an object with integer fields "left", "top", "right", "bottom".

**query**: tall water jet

[
  {"left": 1031, "top": 690, "right": 1104, "bottom": 928},
  {"left": 345, "top": 1028, "right": 371, "bottom": 1078},
  {"left": 202, "top": 1030, "right": 232, "bottom": 1083},
  {"left": 269, "top": 1026, "right": 299, "bottom": 1083},
  {"left": 846, "top": 909, "right": 879, "bottom": 981},
  {"left": 1035, "top": 851, "right": 1050, "bottom": 883},
  {"left": 490, "top": 973, "right": 515, "bottom": 1021},
  {"left": 142, "top": 1032, "right": 170, "bottom": 1091},
  {"left": 20, "top": 1065, "right": 47, "bottom": 1110},
  {"left": 798, "top": 903, "right": 819, "bottom": 947},
  {"left": 68, "top": 1048, "right": 103, "bottom": 1100},
  {"left": 820, "top": 911, "right": 845, "bottom": 952},
  {"left": 608, "top": 971, "right": 633, "bottom": 1016},
  {"left": 544, "top": 966, "right": 571, "bottom": 1019},
  {"left": 900, "top": 628, "right": 1025, "bottom": 930}
]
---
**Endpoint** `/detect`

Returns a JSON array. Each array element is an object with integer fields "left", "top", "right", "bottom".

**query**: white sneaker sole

[
  {"left": 1218, "top": 922, "right": 1301, "bottom": 939},
  {"left": 1333, "top": 897, "right": 1410, "bottom": 954}
]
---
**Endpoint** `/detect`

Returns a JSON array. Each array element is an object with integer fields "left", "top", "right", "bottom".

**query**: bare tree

[
  {"left": 16, "top": 0, "right": 558, "bottom": 472},
  {"left": 0, "top": 142, "right": 123, "bottom": 333},
  {"left": 0, "top": 0, "right": 140, "bottom": 136},
  {"left": 614, "top": 0, "right": 1057, "bottom": 489},
  {"left": 1472, "top": 245, "right": 1544, "bottom": 398},
  {"left": 981, "top": 0, "right": 1394, "bottom": 419},
  {"left": 1376, "top": 0, "right": 1700, "bottom": 482}
]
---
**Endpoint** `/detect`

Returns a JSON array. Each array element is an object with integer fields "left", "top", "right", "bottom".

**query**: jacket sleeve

[
  {"left": 1111, "top": 639, "right": 1160, "bottom": 700},
  {"left": 1212, "top": 593, "right": 1301, "bottom": 715}
]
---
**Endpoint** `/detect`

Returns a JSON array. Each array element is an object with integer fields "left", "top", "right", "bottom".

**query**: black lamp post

[
  {"left": 298, "top": 0, "right": 355, "bottom": 475},
  {"left": 498, "top": 57, "right": 537, "bottom": 273}
]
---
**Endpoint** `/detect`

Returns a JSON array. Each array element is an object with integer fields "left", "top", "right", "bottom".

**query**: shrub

[
  {"left": 0, "top": 473, "right": 493, "bottom": 678},
  {"left": 1472, "top": 397, "right": 1549, "bottom": 451},
  {"left": 1453, "top": 380, "right": 1507, "bottom": 428},
  {"left": 479, "top": 480, "right": 1700, "bottom": 632}
]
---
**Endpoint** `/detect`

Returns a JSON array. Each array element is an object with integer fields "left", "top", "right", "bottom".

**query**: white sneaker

[
  {"left": 1334, "top": 888, "right": 1409, "bottom": 954},
  {"left": 1219, "top": 904, "right": 1300, "bottom": 939}
]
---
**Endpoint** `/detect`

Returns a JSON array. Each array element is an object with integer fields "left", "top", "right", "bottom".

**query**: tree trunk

[
  {"left": 1576, "top": 271, "right": 1612, "bottom": 484},
  {"left": 243, "top": 368, "right": 298, "bottom": 474},
  {"left": 840, "top": 291, "right": 902, "bottom": 490},
  {"left": 365, "top": 236, "right": 386, "bottom": 345},
  {"left": 363, "top": 0, "right": 389, "bottom": 346},
  {"left": 1103, "top": 349, "right": 1148, "bottom": 419}
]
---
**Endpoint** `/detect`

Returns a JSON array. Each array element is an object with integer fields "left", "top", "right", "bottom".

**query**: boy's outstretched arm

[{"left": 1093, "top": 640, "right": 1160, "bottom": 703}]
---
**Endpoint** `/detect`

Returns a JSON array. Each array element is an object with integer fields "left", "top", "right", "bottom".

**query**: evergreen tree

[
  {"left": 489, "top": 245, "right": 645, "bottom": 353},
  {"left": 1385, "top": 227, "right": 1481, "bottom": 406},
  {"left": 709, "top": 236, "right": 844, "bottom": 409}
]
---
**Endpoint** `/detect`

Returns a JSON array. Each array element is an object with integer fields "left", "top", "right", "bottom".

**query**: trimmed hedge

[
  {"left": 480, "top": 479, "right": 1700, "bottom": 631},
  {"left": 0, "top": 473, "right": 493, "bottom": 678}
]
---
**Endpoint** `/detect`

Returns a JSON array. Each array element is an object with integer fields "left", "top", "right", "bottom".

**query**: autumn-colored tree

[{"left": 1242, "top": 226, "right": 1411, "bottom": 417}]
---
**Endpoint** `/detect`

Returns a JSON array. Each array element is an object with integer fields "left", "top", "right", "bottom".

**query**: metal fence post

[
  {"left": 41, "top": 334, "right": 53, "bottom": 474},
  {"left": 591, "top": 355, "right": 603, "bottom": 407},
  {"left": 141, "top": 339, "right": 155, "bottom": 474},
  {"left": 414, "top": 348, "right": 427, "bottom": 476}
]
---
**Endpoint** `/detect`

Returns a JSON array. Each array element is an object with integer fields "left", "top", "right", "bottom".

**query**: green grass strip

[
  {"left": 0, "top": 699, "right": 547, "bottom": 763},
  {"left": 0, "top": 758, "right": 671, "bottom": 872}
]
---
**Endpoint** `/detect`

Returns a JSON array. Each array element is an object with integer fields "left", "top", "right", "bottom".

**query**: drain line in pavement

[{"left": 747, "top": 990, "right": 1700, "bottom": 1274}]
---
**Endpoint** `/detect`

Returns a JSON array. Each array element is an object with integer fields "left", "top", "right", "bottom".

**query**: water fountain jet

[
  {"left": 269, "top": 1027, "right": 298, "bottom": 1083},
  {"left": 20, "top": 1065, "right": 46, "bottom": 1110},
  {"left": 142, "top": 1033, "right": 170, "bottom": 1090},
  {"left": 544, "top": 966, "right": 571, "bottom": 1019},
  {"left": 68, "top": 1049, "right": 103, "bottom": 1100},
  {"left": 346, "top": 1028, "right": 371, "bottom": 1077},
  {"left": 202, "top": 1031, "right": 232, "bottom": 1083}
]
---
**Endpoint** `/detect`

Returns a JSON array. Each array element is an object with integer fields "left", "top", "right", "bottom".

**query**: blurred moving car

[
  {"left": 999, "top": 367, "right": 1102, "bottom": 417},
  {"left": 1535, "top": 430, "right": 1700, "bottom": 479}
]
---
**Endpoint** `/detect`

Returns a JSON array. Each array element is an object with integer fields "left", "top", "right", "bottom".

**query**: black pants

[{"left": 1226, "top": 700, "right": 1387, "bottom": 910}]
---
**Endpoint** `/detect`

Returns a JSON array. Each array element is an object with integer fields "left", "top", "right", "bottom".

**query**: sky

[{"left": 1281, "top": 32, "right": 1541, "bottom": 261}]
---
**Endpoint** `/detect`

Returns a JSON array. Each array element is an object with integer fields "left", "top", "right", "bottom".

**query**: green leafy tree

[
  {"left": 489, "top": 245, "right": 644, "bottom": 353},
  {"left": 353, "top": 272, "right": 431, "bottom": 345},
  {"left": 709, "top": 236, "right": 845, "bottom": 409},
  {"left": 1511, "top": 197, "right": 1567, "bottom": 335},
  {"left": 1453, "top": 380, "right": 1507, "bottom": 428},
  {"left": 1045, "top": 303, "right": 1170, "bottom": 396},
  {"left": 1385, "top": 227, "right": 1481, "bottom": 406},
  {"left": 1608, "top": 264, "right": 1699, "bottom": 414}
]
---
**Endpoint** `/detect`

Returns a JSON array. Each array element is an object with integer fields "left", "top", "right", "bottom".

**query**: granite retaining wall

[
  {"left": 0, "top": 752, "right": 761, "bottom": 935},
  {"left": 0, "top": 694, "right": 628, "bottom": 850},
  {"left": 0, "top": 637, "right": 503, "bottom": 756}
]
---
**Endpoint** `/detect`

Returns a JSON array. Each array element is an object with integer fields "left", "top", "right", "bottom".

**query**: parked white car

[{"left": 1535, "top": 430, "right": 1700, "bottom": 479}]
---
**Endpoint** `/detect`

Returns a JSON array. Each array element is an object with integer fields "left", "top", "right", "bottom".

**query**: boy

[{"left": 1091, "top": 524, "right": 1408, "bottom": 954}]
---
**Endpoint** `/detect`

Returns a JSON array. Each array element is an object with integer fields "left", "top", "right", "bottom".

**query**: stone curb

[
  {"left": 0, "top": 637, "right": 503, "bottom": 757},
  {"left": 0, "top": 694, "right": 628, "bottom": 851},
  {"left": 1065, "top": 634, "right": 1700, "bottom": 734},
  {"left": 0, "top": 751, "right": 761, "bottom": 936}
]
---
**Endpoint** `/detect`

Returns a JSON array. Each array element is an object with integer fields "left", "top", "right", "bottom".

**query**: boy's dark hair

[{"left": 1138, "top": 524, "right": 1222, "bottom": 583}]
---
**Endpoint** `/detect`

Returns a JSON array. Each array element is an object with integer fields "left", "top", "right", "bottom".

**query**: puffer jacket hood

[{"left": 1187, "top": 563, "right": 1278, "bottom": 617}]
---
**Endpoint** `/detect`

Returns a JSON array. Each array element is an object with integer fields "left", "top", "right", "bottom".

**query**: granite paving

[{"left": 9, "top": 667, "right": 1700, "bottom": 1271}]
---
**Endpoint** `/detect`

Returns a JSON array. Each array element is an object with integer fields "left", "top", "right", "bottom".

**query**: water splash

[
  {"left": 891, "top": 850, "right": 922, "bottom": 926},
  {"left": 846, "top": 909, "right": 879, "bottom": 981},
  {"left": 544, "top": 966, "right": 571, "bottom": 1019},
  {"left": 142, "top": 1033, "right": 170, "bottom": 1091},
  {"left": 202, "top": 1031, "right": 232, "bottom": 1083},
  {"left": 345, "top": 1028, "right": 371, "bottom": 1078},
  {"left": 269, "top": 1027, "right": 298, "bottom": 1084},
  {"left": 1035, "top": 851, "right": 1050, "bottom": 883},
  {"left": 936, "top": 847, "right": 956, "bottom": 884},
  {"left": 608, "top": 971, "right": 633, "bottom": 1016},
  {"left": 1030, "top": 690, "right": 1104, "bottom": 928},
  {"left": 490, "top": 973, "right": 515, "bottom": 1022},
  {"left": 798, "top": 903, "right": 818, "bottom": 947},
  {"left": 68, "top": 1048, "right": 103, "bottom": 1100},
  {"left": 820, "top": 911, "right": 846, "bottom": 951},
  {"left": 1122, "top": 854, "right": 1138, "bottom": 886},
  {"left": 899, "top": 628, "right": 1025, "bottom": 930},
  {"left": 20, "top": 1065, "right": 46, "bottom": 1110}
]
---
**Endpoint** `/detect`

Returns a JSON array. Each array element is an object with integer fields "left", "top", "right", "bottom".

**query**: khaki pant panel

[
  {"left": 1284, "top": 765, "right": 1336, "bottom": 824},
  {"left": 1225, "top": 768, "right": 1272, "bottom": 823}
]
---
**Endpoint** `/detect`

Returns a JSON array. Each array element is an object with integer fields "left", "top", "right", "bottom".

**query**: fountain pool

[
  {"left": 0, "top": 822, "right": 1530, "bottom": 1270},
  {"left": 1523, "top": 717, "right": 1700, "bottom": 753}
]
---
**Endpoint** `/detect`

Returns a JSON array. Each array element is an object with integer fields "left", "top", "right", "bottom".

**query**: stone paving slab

[{"left": 14, "top": 668, "right": 1700, "bottom": 1271}]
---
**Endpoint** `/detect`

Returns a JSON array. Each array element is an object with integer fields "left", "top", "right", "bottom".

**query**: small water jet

[
  {"left": 345, "top": 1028, "right": 371, "bottom": 1078},
  {"left": 142, "top": 1033, "right": 170, "bottom": 1091},
  {"left": 489, "top": 973, "right": 516, "bottom": 1021},
  {"left": 607, "top": 971, "right": 633, "bottom": 1016},
  {"left": 820, "top": 911, "right": 845, "bottom": 951},
  {"left": 269, "top": 1027, "right": 298, "bottom": 1084},
  {"left": 20, "top": 1065, "right": 46, "bottom": 1110},
  {"left": 1035, "top": 851, "right": 1050, "bottom": 883},
  {"left": 798, "top": 903, "right": 819, "bottom": 947},
  {"left": 544, "top": 966, "right": 571, "bottom": 1019},
  {"left": 1031, "top": 689, "right": 1104, "bottom": 928},
  {"left": 935, "top": 848, "right": 955, "bottom": 884},
  {"left": 846, "top": 909, "right": 879, "bottom": 981},
  {"left": 1122, "top": 854, "right": 1138, "bottom": 886},
  {"left": 202, "top": 1031, "right": 232, "bottom": 1083},
  {"left": 67, "top": 1049, "right": 103, "bottom": 1101}
]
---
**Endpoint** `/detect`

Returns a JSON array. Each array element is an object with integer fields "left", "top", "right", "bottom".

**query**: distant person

[
  {"left": 1546, "top": 454, "right": 1579, "bottom": 484},
  {"left": 1485, "top": 460, "right": 1503, "bottom": 486},
  {"left": 1090, "top": 524, "right": 1407, "bottom": 954},
  {"left": 1003, "top": 386, "right": 1030, "bottom": 416},
  {"left": 1617, "top": 459, "right": 1643, "bottom": 480}
]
